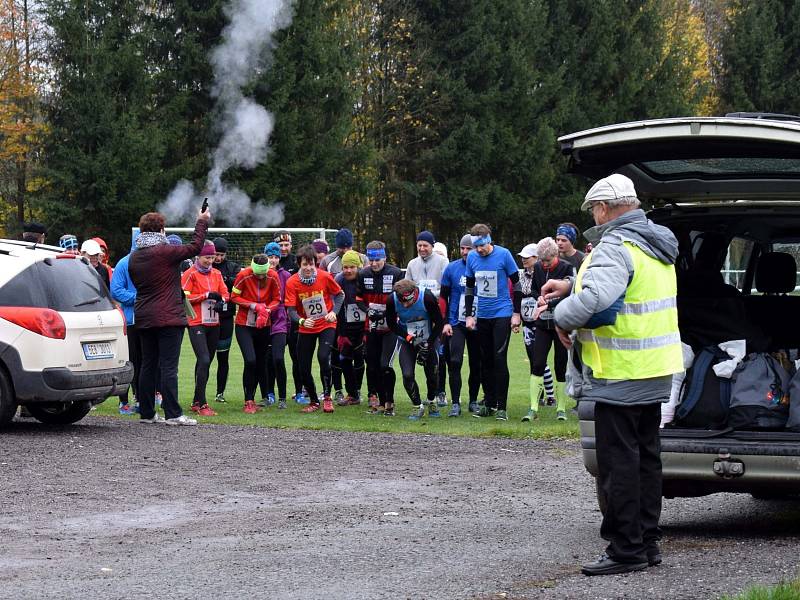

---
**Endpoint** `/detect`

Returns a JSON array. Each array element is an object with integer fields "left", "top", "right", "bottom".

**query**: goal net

[{"left": 131, "top": 227, "right": 339, "bottom": 266}]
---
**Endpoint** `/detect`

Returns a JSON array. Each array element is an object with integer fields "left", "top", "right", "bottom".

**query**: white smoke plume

[{"left": 158, "top": 0, "right": 292, "bottom": 226}]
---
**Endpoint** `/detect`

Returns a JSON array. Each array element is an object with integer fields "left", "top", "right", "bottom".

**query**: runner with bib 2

[
  {"left": 284, "top": 244, "right": 345, "bottom": 414},
  {"left": 463, "top": 223, "right": 523, "bottom": 422},
  {"left": 385, "top": 279, "right": 444, "bottom": 421}
]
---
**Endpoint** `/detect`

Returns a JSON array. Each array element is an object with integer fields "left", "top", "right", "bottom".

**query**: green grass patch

[
  {"left": 95, "top": 332, "right": 580, "bottom": 440},
  {"left": 721, "top": 580, "right": 800, "bottom": 600}
]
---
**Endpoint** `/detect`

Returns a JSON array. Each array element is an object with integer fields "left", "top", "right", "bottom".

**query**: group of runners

[
  {"left": 26, "top": 219, "right": 589, "bottom": 422},
  {"left": 160, "top": 222, "right": 589, "bottom": 421}
]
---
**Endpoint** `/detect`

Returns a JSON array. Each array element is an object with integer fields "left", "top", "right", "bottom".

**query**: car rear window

[{"left": 0, "top": 258, "right": 115, "bottom": 312}]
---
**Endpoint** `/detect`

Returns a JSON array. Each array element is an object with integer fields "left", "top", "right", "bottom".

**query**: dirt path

[{"left": 1, "top": 416, "right": 798, "bottom": 599}]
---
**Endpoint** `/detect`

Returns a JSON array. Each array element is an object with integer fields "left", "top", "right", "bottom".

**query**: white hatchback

[{"left": 0, "top": 239, "right": 133, "bottom": 425}]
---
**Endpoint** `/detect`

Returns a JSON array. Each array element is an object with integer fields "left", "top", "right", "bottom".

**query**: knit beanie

[
  {"left": 264, "top": 242, "right": 281, "bottom": 257},
  {"left": 167, "top": 234, "right": 183, "bottom": 246},
  {"left": 335, "top": 228, "right": 354, "bottom": 249},
  {"left": 459, "top": 234, "right": 474, "bottom": 248},
  {"left": 199, "top": 242, "right": 216, "bottom": 256},
  {"left": 312, "top": 239, "right": 329, "bottom": 254},
  {"left": 416, "top": 230, "right": 435, "bottom": 246},
  {"left": 213, "top": 237, "right": 228, "bottom": 253},
  {"left": 341, "top": 250, "right": 361, "bottom": 267}
]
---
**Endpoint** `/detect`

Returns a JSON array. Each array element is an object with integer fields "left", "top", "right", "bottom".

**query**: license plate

[{"left": 82, "top": 342, "right": 114, "bottom": 360}]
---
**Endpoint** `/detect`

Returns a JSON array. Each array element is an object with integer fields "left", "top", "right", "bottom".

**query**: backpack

[
  {"left": 673, "top": 346, "right": 732, "bottom": 429},
  {"left": 727, "top": 353, "right": 790, "bottom": 430}
]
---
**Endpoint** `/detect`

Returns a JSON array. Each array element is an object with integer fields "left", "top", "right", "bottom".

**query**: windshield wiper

[{"left": 74, "top": 296, "right": 101, "bottom": 307}]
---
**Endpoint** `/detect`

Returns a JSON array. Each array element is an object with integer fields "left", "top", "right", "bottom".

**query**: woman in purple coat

[
  {"left": 262, "top": 242, "right": 292, "bottom": 409},
  {"left": 128, "top": 208, "right": 210, "bottom": 425}
]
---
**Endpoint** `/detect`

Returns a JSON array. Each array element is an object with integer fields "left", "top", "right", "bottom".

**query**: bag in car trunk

[{"left": 727, "top": 353, "right": 790, "bottom": 430}]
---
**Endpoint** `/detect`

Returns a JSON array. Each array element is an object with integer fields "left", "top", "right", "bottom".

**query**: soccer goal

[{"left": 131, "top": 227, "right": 339, "bottom": 266}]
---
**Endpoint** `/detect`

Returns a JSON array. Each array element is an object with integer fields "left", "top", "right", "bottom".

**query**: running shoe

[
  {"left": 190, "top": 404, "right": 201, "bottom": 413},
  {"left": 119, "top": 403, "right": 134, "bottom": 415},
  {"left": 301, "top": 403, "right": 320, "bottom": 413},
  {"left": 448, "top": 403, "right": 461, "bottom": 417},
  {"left": 198, "top": 404, "right": 217, "bottom": 416},
  {"left": 473, "top": 405, "right": 497, "bottom": 418},
  {"left": 521, "top": 409, "right": 537, "bottom": 422},
  {"left": 257, "top": 393, "right": 276, "bottom": 408},
  {"left": 383, "top": 403, "right": 395, "bottom": 417},
  {"left": 139, "top": 414, "right": 164, "bottom": 424},
  {"left": 165, "top": 415, "right": 197, "bottom": 426},
  {"left": 277, "top": 399, "right": 287, "bottom": 410},
  {"left": 495, "top": 410, "right": 508, "bottom": 421},
  {"left": 556, "top": 410, "right": 567, "bottom": 421},
  {"left": 428, "top": 404, "right": 441, "bottom": 418},
  {"left": 435, "top": 392, "right": 447, "bottom": 407},
  {"left": 407, "top": 405, "right": 425, "bottom": 421},
  {"left": 468, "top": 401, "right": 479, "bottom": 414},
  {"left": 322, "top": 395, "right": 335, "bottom": 413},
  {"left": 295, "top": 392, "right": 310, "bottom": 405},
  {"left": 243, "top": 400, "right": 258, "bottom": 414},
  {"left": 215, "top": 393, "right": 226, "bottom": 403},
  {"left": 366, "top": 394, "right": 382, "bottom": 414},
  {"left": 333, "top": 390, "right": 345, "bottom": 405},
  {"left": 547, "top": 397, "right": 556, "bottom": 407}
]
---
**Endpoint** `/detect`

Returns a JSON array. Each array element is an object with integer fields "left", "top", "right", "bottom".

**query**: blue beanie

[
  {"left": 416, "top": 230, "right": 435, "bottom": 246},
  {"left": 335, "top": 228, "right": 354, "bottom": 249},
  {"left": 264, "top": 242, "right": 281, "bottom": 257},
  {"left": 167, "top": 234, "right": 183, "bottom": 246}
]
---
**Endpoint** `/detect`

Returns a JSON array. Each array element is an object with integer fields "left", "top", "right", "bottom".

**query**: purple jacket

[
  {"left": 129, "top": 219, "right": 208, "bottom": 329},
  {"left": 270, "top": 266, "right": 291, "bottom": 335}
]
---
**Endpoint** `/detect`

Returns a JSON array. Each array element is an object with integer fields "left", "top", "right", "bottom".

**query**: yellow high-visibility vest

[{"left": 574, "top": 241, "right": 683, "bottom": 380}]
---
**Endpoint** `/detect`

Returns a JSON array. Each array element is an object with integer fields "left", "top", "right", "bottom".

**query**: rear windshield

[{"left": 0, "top": 258, "right": 115, "bottom": 312}]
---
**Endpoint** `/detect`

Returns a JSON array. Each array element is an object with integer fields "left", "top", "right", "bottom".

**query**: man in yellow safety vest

[{"left": 541, "top": 173, "right": 683, "bottom": 576}]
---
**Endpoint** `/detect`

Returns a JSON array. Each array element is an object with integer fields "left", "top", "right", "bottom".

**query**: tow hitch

[{"left": 713, "top": 449, "right": 745, "bottom": 478}]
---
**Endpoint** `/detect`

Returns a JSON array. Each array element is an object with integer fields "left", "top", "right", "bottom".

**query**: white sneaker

[
  {"left": 165, "top": 415, "right": 197, "bottom": 426},
  {"left": 139, "top": 414, "right": 165, "bottom": 424}
]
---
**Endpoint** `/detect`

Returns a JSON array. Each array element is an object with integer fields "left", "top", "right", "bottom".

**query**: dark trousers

[
  {"left": 120, "top": 324, "right": 142, "bottom": 404},
  {"left": 138, "top": 326, "right": 185, "bottom": 420},
  {"left": 365, "top": 332, "right": 399, "bottom": 406},
  {"left": 477, "top": 317, "right": 511, "bottom": 410},
  {"left": 331, "top": 345, "right": 343, "bottom": 392},
  {"left": 215, "top": 316, "right": 234, "bottom": 395},
  {"left": 398, "top": 339, "right": 439, "bottom": 405},
  {"left": 188, "top": 325, "right": 220, "bottom": 406},
  {"left": 296, "top": 328, "right": 336, "bottom": 403},
  {"left": 531, "top": 326, "right": 567, "bottom": 381},
  {"left": 447, "top": 324, "right": 481, "bottom": 404},
  {"left": 236, "top": 325, "right": 271, "bottom": 401},
  {"left": 265, "top": 332, "right": 288, "bottom": 400},
  {"left": 288, "top": 323, "right": 302, "bottom": 393},
  {"left": 595, "top": 401, "right": 662, "bottom": 563},
  {"left": 338, "top": 331, "right": 365, "bottom": 396},
  {"left": 437, "top": 344, "right": 447, "bottom": 395}
]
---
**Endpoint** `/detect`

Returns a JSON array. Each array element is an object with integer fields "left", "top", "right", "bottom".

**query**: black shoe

[
  {"left": 581, "top": 554, "right": 647, "bottom": 576},
  {"left": 646, "top": 547, "right": 662, "bottom": 566}
]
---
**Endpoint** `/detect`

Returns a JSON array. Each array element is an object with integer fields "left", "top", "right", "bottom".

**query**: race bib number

[
  {"left": 369, "top": 302, "right": 389, "bottom": 332},
  {"left": 521, "top": 297, "right": 537, "bottom": 322},
  {"left": 476, "top": 271, "right": 498, "bottom": 298},
  {"left": 382, "top": 275, "right": 394, "bottom": 293},
  {"left": 345, "top": 303, "right": 365, "bottom": 324},
  {"left": 418, "top": 279, "right": 439, "bottom": 296},
  {"left": 201, "top": 299, "right": 220, "bottom": 325},
  {"left": 407, "top": 319, "right": 430, "bottom": 342},
  {"left": 457, "top": 294, "right": 477, "bottom": 322},
  {"left": 302, "top": 295, "right": 327, "bottom": 319}
]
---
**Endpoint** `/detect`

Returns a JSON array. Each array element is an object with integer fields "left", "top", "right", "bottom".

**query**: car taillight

[
  {"left": 0, "top": 307, "right": 67, "bottom": 339},
  {"left": 116, "top": 306, "right": 127, "bottom": 336}
]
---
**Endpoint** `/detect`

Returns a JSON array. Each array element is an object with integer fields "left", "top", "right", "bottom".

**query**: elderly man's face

[{"left": 417, "top": 241, "right": 433, "bottom": 258}]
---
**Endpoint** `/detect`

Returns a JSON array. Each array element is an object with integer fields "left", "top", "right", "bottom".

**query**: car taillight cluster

[{"left": 0, "top": 307, "right": 67, "bottom": 339}]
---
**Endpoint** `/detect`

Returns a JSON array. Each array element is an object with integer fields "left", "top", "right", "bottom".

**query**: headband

[
  {"left": 251, "top": 260, "right": 270, "bottom": 275},
  {"left": 471, "top": 234, "right": 492, "bottom": 247},
  {"left": 556, "top": 225, "right": 577, "bottom": 244},
  {"left": 366, "top": 248, "right": 386, "bottom": 260}
]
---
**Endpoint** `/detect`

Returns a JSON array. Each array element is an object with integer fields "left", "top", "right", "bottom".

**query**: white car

[{"left": 0, "top": 239, "right": 133, "bottom": 425}]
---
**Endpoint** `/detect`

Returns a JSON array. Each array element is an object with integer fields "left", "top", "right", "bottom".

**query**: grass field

[{"left": 94, "top": 331, "right": 579, "bottom": 440}]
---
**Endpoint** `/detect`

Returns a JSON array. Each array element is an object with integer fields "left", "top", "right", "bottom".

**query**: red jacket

[
  {"left": 230, "top": 267, "right": 281, "bottom": 327},
  {"left": 181, "top": 264, "right": 229, "bottom": 327},
  {"left": 129, "top": 219, "right": 208, "bottom": 329}
]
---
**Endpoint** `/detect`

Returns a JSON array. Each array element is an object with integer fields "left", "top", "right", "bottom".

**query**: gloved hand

[
  {"left": 416, "top": 341, "right": 429, "bottom": 366},
  {"left": 368, "top": 307, "right": 385, "bottom": 323},
  {"left": 207, "top": 291, "right": 223, "bottom": 302},
  {"left": 212, "top": 300, "right": 225, "bottom": 314},
  {"left": 254, "top": 304, "right": 270, "bottom": 329}
]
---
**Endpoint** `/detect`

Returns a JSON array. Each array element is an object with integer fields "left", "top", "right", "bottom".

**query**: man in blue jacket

[{"left": 110, "top": 234, "right": 141, "bottom": 415}]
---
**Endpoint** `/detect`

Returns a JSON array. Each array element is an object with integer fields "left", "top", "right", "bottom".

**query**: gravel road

[{"left": 1, "top": 416, "right": 798, "bottom": 599}]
